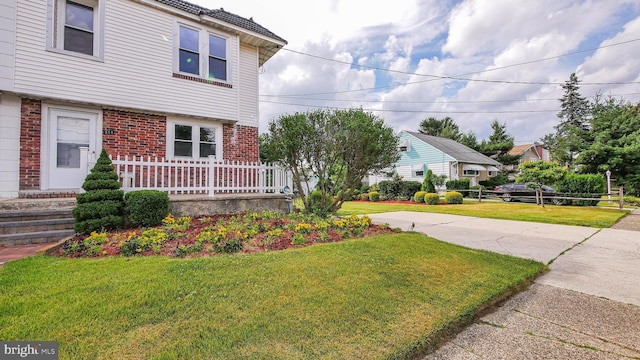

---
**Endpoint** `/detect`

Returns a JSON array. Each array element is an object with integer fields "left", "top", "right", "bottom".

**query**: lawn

[
  {"left": 337, "top": 200, "right": 627, "bottom": 228},
  {"left": 0, "top": 233, "right": 544, "bottom": 359}
]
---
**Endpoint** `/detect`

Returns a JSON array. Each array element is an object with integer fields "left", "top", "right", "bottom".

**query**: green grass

[
  {"left": 0, "top": 233, "right": 544, "bottom": 359},
  {"left": 337, "top": 201, "right": 627, "bottom": 228}
]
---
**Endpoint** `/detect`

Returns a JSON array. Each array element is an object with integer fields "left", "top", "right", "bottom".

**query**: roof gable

[{"left": 404, "top": 131, "right": 501, "bottom": 166}]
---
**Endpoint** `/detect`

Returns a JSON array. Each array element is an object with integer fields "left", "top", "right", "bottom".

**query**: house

[
  {"left": 506, "top": 144, "right": 550, "bottom": 179},
  {"left": 368, "top": 131, "right": 502, "bottom": 187},
  {"left": 0, "top": 0, "right": 287, "bottom": 199}
]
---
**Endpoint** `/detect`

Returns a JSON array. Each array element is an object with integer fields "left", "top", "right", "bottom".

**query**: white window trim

[
  {"left": 46, "top": 0, "right": 105, "bottom": 61},
  {"left": 174, "top": 21, "right": 231, "bottom": 83},
  {"left": 166, "top": 118, "right": 223, "bottom": 161},
  {"left": 463, "top": 170, "right": 480, "bottom": 177}
]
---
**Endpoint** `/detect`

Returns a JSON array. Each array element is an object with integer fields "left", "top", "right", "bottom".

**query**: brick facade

[
  {"left": 223, "top": 124, "right": 259, "bottom": 163},
  {"left": 17, "top": 99, "right": 259, "bottom": 194},
  {"left": 19, "top": 99, "right": 42, "bottom": 190},
  {"left": 102, "top": 109, "right": 166, "bottom": 158}
]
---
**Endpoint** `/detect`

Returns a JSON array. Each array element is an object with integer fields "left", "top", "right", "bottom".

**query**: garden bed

[{"left": 55, "top": 212, "right": 397, "bottom": 258}]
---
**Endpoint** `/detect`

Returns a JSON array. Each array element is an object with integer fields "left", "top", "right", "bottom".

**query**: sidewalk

[{"left": 365, "top": 211, "right": 640, "bottom": 359}]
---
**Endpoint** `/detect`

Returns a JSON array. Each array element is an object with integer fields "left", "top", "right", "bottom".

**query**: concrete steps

[{"left": 0, "top": 206, "right": 75, "bottom": 246}]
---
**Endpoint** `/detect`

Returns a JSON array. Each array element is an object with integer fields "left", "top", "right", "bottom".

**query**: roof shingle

[
  {"left": 405, "top": 131, "right": 501, "bottom": 166},
  {"left": 156, "top": 0, "right": 287, "bottom": 44}
]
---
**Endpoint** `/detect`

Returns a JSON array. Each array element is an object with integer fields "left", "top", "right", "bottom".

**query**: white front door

[{"left": 48, "top": 109, "right": 99, "bottom": 189}]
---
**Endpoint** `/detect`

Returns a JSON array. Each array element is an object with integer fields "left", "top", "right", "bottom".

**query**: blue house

[{"left": 369, "top": 131, "right": 502, "bottom": 187}]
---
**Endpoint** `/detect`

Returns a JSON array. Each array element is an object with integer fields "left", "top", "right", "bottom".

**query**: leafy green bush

[
  {"left": 445, "top": 191, "right": 463, "bottom": 204},
  {"left": 555, "top": 173, "right": 604, "bottom": 206},
  {"left": 360, "top": 193, "right": 370, "bottom": 201},
  {"left": 446, "top": 179, "right": 470, "bottom": 191},
  {"left": 360, "top": 185, "right": 370, "bottom": 193},
  {"left": 401, "top": 181, "right": 422, "bottom": 199},
  {"left": 413, "top": 191, "right": 426, "bottom": 203},
  {"left": 424, "top": 193, "right": 440, "bottom": 205},
  {"left": 421, "top": 169, "right": 436, "bottom": 193},
  {"left": 369, "top": 191, "right": 380, "bottom": 202},
  {"left": 72, "top": 149, "right": 124, "bottom": 234},
  {"left": 469, "top": 185, "right": 486, "bottom": 198},
  {"left": 378, "top": 174, "right": 403, "bottom": 199},
  {"left": 308, "top": 190, "right": 335, "bottom": 217},
  {"left": 124, "top": 190, "right": 170, "bottom": 227}
]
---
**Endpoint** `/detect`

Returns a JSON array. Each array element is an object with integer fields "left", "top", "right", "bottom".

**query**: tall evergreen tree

[
  {"left": 543, "top": 73, "right": 591, "bottom": 168},
  {"left": 418, "top": 116, "right": 462, "bottom": 141},
  {"left": 479, "top": 120, "right": 520, "bottom": 168}
]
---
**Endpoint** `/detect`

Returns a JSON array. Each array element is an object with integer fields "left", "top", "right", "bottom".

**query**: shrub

[
  {"left": 124, "top": 190, "right": 170, "bottom": 227},
  {"left": 424, "top": 193, "right": 440, "bottom": 205},
  {"left": 401, "top": 181, "right": 422, "bottom": 199},
  {"left": 360, "top": 193, "right": 370, "bottom": 201},
  {"left": 555, "top": 173, "right": 605, "bottom": 206},
  {"left": 421, "top": 169, "right": 436, "bottom": 193},
  {"left": 469, "top": 185, "right": 486, "bottom": 198},
  {"left": 369, "top": 191, "right": 380, "bottom": 202},
  {"left": 360, "top": 185, "right": 370, "bottom": 194},
  {"left": 446, "top": 179, "right": 470, "bottom": 191},
  {"left": 479, "top": 173, "right": 509, "bottom": 189},
  {"left": 308, "top": 190, "right": 335, "bottom": 217},
  {"left": 378, "top": 174, "right": 403, "bottom": 199},
  {"left": 72, "top": 149, "right": 124, "bottom": 234},
  {"left": 414, "top": 191, "right": 427, "bottom": 203},
  {"left": 445, "top": 191, "right": 463, "bottom": 204}
]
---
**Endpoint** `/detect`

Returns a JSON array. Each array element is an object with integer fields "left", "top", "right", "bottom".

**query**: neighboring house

[
  {"left": 368, "top": 131, "right": 502, "bottom": 187},
  {"left": 0, "top": 0, "right": 287, "bottom": 199},
  {"left": 506, "top": 144, "right": 550, "bottom": 179}
]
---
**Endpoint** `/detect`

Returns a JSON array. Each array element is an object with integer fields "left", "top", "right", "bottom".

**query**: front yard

[{"left": 0, "top": 232, "right": 544, "bottom": 359}]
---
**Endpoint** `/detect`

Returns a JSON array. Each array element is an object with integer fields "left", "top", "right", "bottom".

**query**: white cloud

[{"left": 191, "top": 0, "right": 640, "bottom": 143}]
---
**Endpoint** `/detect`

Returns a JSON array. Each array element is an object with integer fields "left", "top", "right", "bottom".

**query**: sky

[{"left": 193, "top": 0, "right": 640, "bottom": 144}]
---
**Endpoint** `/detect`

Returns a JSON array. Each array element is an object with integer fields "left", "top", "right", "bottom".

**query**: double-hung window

[
  {"left": 48, "top": 0, "right": 104, "bottom": 59},
  {"left": 171, "top": 123, "right": 220, "bottom": 159},
  {"left": 179, "top": 26, "right": 200, "bottom": 75},
  {"left": 176, "top": 24, "right": 228, "bottom": 81}
]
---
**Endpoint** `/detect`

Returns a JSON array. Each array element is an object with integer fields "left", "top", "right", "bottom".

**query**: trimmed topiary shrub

[
  {"left": 72, "top": 149, "right": 124, "bottom": 234},
  {"left": 414, "top": 191, "right": 427, "bottom": 203},
  {"left": 425, "top": 193, "right": 440, "bottom": 205},
  {"left": 445, "top": 191, "right": 463, "bottom": 204},
  {"left": 422, "top": 169, "right": 436, "bottom": 193},
  {"left": 369, "top": 191, "right": 380, "bottom": 202},
  {"left": 124, "top": 190, "right": 170, "bottom": 227}
]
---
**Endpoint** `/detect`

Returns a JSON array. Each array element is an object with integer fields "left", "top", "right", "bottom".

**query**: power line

[
  {"left": 270, "top": 37, "right": 640, "bottom": 97},
  {"left": 259, "top": 100, "right": 558, "bottom": 114}
]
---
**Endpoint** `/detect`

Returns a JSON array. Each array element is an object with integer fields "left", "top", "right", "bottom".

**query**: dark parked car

[{"left": 493, "top": 182, "right": 559, "bottom": 204}]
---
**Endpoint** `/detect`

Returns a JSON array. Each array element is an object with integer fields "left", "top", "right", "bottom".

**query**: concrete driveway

[{"left": 367, "top": 211, "right": 640, "bottom": 359}]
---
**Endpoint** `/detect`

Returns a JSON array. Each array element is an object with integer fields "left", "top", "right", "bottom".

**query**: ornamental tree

[{"left": 261, "top": 108, "right": 400, "bottom": 216}]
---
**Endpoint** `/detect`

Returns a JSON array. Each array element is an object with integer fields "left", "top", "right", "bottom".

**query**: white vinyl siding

[
  {"left": 0, "top": 94, "right": 21, "bottom": 198},
  {"left": 0, "top": 0, "right": 17, "bottom": 91},
  {"left": 14, "top": 0, "right": 259, "bottom": 127},
  {"left": 239, "top": 44, "right": 258, "bottom": 124}
]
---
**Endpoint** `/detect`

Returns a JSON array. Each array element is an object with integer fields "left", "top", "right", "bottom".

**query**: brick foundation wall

[
  {"left": 19, "top": 99, "right": 42, "bottom": 190},
  {"left": 223, "top": 124, "right": 258, "bottom": 163},
  {"left": 103, "top": 109, "right": 166, "bottom": 158}
]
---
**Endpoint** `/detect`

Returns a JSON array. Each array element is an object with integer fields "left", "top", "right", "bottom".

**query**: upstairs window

[
  {"left": 179, "top": 26, "right": 200, "bottom": 75},
  {"left": 175, "top": 23, "right": 229, "bottom": 82},
  {"left": 48, "top": 0, "right": 104, "bottom": 59},
  {"left": 208, "top": 35, "right": 227, "bottom": 80},
  {"left": 64, "top": 1, "right": 94, "bottom": 55}
]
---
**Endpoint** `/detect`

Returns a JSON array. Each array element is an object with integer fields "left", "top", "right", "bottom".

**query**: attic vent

[{"left": 399, "top": 140, "right": 410, "bottom": 152}]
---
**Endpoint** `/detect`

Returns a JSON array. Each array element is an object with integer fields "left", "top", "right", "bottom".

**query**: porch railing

[{"left": 109, "top": 155, "right": 291, "bottom": 196}]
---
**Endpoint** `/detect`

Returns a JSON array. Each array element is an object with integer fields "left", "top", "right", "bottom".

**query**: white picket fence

[{"left": 109, "top": 155, "right": 291, "bottom": 196}]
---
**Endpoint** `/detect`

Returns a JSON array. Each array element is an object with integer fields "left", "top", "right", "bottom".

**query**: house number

[{"left": 103, "top": 128, "right": 115, "bottom": 135}]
